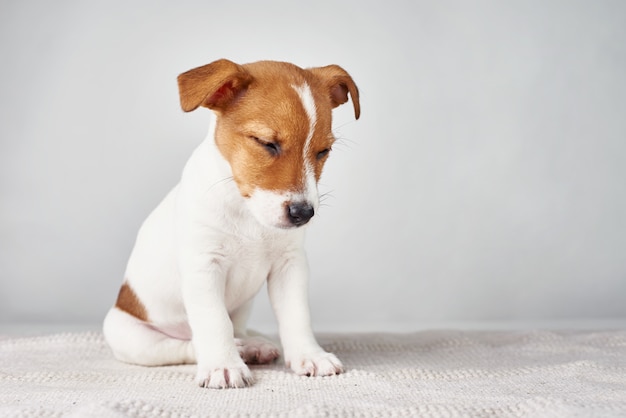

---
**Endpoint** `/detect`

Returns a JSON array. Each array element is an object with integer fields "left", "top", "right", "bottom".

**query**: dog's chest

[{"left": 220, "top": 234, "right": 293, "bottom": 310}]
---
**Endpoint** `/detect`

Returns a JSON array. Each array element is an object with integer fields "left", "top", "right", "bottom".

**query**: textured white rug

[{"left": 1, "top": 330, "right": 625, "bottom": 417}]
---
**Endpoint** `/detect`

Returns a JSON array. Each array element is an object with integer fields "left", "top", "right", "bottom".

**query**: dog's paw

[
  {"left": 235, "top": 336, "right": 280, "bottom": 365},
  {"left": 286, "top": 351, "right": 344, "bottom": 377},
  {"left": 195, "top": 363, "right": 254, "bottom": 389}
]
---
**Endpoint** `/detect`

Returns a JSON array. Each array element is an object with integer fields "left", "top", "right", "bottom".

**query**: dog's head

[{"left": 177, "top": 59, "right": 360, "bottom": 229}]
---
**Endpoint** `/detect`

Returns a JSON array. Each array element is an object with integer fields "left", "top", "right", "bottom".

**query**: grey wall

[{"left": 1, "top": 1, "right": 625, "bottom": 330}]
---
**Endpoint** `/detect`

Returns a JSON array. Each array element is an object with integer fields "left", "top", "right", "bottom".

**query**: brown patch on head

[
  {"left": 213, "top": 62, "right": 335, "bottom": 196},
  {"left": 115, "top": 282, "right": 148, "bottom": 321},
  {"left": 177, "top": 59, "right": 359, "bottom": 197}
]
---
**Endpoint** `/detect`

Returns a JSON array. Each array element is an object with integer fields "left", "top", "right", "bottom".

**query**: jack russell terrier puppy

[{"left": 103, "top": 59, "right": 360, "bottom": 389}]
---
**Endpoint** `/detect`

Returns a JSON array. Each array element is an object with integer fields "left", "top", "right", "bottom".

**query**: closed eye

[
  {"left": 251, "top": 136, "right": 280, "bottom": 156},
  {"left": 316, "top": 148, "right": 331, "bottom": 160}
]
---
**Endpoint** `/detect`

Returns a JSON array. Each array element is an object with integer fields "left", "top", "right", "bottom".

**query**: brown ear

[
  {"left": 177, "top": 59, "right": 253, "bottom": 112},
  {"left": 308, "top": 65, "right": 360, "bottom": 120}
]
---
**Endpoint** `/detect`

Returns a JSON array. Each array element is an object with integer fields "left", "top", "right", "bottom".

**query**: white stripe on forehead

[
  {"left": 291, "top": 82, "right": 317, "bottom": 156},
  {"left": 291, "top": 82, "right": 319, "bottom": 205}
]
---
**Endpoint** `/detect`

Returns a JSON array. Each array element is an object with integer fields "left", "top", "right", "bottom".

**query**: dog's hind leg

[{"left": 103, "top": 307, "right": 195, "bottom": 366}]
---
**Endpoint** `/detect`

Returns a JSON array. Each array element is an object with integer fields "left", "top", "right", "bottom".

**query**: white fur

[
  {"left": 292, "top": 83, "right": 319, "bottom": 207},
  {"left": 247, "top": 188, "right": 307, "bottom": 229},
  {"left": 103, "top": 84, "right": 343, "bottom": 389}
]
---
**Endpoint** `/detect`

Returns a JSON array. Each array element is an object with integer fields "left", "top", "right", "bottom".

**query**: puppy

[{"left": 103, "top": 59, "right": 360, "bottom": 388}]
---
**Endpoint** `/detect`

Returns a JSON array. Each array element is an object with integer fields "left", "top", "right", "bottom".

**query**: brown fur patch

[
  {"left": 115, "top": 282, "right": 148, "bottom": 321},
  {"left": 177, "top": 59, "right": 359, "bottom": 196},
  {"left": 214, "top": 62, "right": 334, "bottom": 195}
]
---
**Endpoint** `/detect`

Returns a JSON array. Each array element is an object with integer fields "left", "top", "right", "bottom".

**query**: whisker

[
  {"left": 332, "top": 133, "right": 358, "bottom": 151},
  {"left": 319, "top": 191, "right": 335, "bottom": 207},
  {"left": 319, "top": 191, "right": 335, "bottom": 200},
  {"left": 333, "top": 119, "right": 358, "bottom": 130},
  {"left": 203, "top": 176, "right": 235, "bottom": 196}
]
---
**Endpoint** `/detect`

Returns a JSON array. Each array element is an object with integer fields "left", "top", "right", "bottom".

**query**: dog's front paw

[
  {"left": 235, "top": 336, "right": 280, "bottom": 365},
  {"left": 286, "top": 350, "right": 344, "bottom": 377},
  {"left": 195, "top": 362, "right": 253, "bottom": 389}
]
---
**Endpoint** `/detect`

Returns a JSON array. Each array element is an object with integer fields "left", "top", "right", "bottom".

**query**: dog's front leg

[
  {"left": 268, "top": 250, "right": 343, "bottom": 377},
  {"left": 180, "top": 252, "right": 253, "bottom": 389}
]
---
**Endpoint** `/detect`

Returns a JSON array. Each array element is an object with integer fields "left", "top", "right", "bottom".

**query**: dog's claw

[
  {"left": 236, "top": 336, "right": 280, "bottom": 365},
  {"left": 288, "top": 351, "right": 343, "bottom": 377},
  {"left": 195, "top": 365, "right": 254, "bottom": 389}
]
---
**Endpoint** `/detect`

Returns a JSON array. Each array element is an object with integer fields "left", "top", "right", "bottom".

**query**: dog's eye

[
  {"left": 316, "top": 148, "right": 330, "bottom": 160},
  {"left": 251, "top": 136, "right": 280, "bottom": 156}
]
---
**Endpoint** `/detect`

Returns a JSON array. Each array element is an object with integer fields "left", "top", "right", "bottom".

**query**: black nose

[{"left": 287, "top": 202, "right": 315, "bottom": 226}]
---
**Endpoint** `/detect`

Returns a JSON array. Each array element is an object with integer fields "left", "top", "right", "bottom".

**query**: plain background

[{"left": 1, "top": 1, "right": 625, "bottom": 332}]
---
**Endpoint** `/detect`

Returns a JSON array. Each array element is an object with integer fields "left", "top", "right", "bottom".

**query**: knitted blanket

[{"left": 1, "top": 330, "right": 625, "bottom": 417}]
